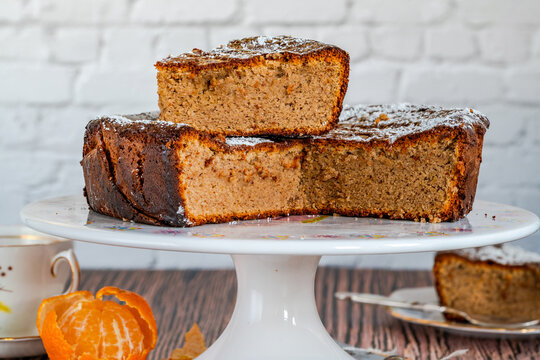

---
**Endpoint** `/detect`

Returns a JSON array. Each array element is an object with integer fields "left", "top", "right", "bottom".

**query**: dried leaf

[{"left": 166, "top": 323, "right": 206, "bottom": 360}]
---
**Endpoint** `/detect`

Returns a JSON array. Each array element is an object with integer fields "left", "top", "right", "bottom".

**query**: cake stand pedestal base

[{"left": 197, "top": 255, "right": 353, "bottom": 360}]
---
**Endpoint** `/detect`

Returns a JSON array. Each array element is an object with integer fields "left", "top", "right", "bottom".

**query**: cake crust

[
  {"left": 155, "top": 36, "right": 349, "bottom": 137},
  {"left": 82, "top": 105, "right": 488, "bottom": 227},
  {"left": 82, "top": 113, "right": 189, "bottom": 226},
  {"left": 155, "top": 36, "right": 348, "bottom": 73}
]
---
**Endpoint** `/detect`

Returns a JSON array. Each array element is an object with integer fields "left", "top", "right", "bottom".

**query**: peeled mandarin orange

[{"left": 37, "top": 287, "right": 157, "bottom": 360}]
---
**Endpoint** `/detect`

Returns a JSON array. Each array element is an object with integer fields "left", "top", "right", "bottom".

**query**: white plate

[
  {"left": 0, "top": 335, "right": 45, "bottom": 357},
  {"left": 388, "top": 287, "right": 540, "bottom": 338},
  {"left": 21, "top": 196, "right": 539, "bottom": 255}
]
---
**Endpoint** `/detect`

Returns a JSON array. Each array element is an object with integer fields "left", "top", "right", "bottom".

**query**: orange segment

[
  {"left": 37, "top": 287, "right": 157, "bottom": 360},
  {"left": 101, "top": 301, "right": 144, "bottom": 357},
  {"left": 97, "top": 286, "right": 158, "bottom": 351},
  {"left": 58, "top": 299, "right": 102, "bottom": 356}
]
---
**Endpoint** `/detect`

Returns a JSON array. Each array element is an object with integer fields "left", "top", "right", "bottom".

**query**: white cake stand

[{"left": 21, "top": 196, "right": 539, "bottom": 360}]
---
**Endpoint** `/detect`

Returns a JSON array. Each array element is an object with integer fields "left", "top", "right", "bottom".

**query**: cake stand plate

[{"left": 21, "top": 196, "right": 540, "bottom": 360}]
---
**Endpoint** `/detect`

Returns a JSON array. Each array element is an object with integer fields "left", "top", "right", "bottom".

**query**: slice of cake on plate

[
  {"left": 433, "top": 244, "right": 540, "bottom": 322},
  {"left": 81, "top": 104, "right": 488, "bottom": 227},
  {"left": 155, "top": 35, "right": 349, "bottom": 136}
]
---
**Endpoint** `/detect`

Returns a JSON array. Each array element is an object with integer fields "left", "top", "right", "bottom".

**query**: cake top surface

[
  {"left": 99, "top": 103, "right": 489, "bottom": 147},
  {"left": 105, "top": 112, "right": 189, "bottom": 130},
  {"left": 102, "top": 112, "right": 276, "bottom": 147},
  {"left": 453, "top": 244, "right": 540, "bottom": 265},
  {"left": 316, "top": 104, "right": 490, "bottom": 144},
  {"left": 156, "top": 35, "right": 335, "bottom": 67}
]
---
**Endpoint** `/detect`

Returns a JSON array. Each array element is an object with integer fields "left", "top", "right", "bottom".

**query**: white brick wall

[
  {"left": 246, "top": 0, "right": 347, "bottom": 24},
  {"left": 132, "top": 0, "right": 238, "bottom": 23},
  {"left": 351, "top": 0, "right": 451, "bottom": 24},
  {"left": 370, "top": 27, "right": 423, "bottom": 60},
  {"left": 478, "top": 27, "right": 533, "bottom": 63},
  {"left": 401, "top": 67, "right": 505, "bottom": 104},
  {"left": 52, "top": 29, "right": 100, "bottom": 63},
  {"left": 0, "top": 64, "right": 75, "bottom": 103},
  {"left": 0, "top": 0, "right": 26, "bottom": 22},
  {"left": 425, "top": 26, "right": 476, "bottom": 60},
  {"left": 1, "top": 0, "right": 539, "bottom": 269}
]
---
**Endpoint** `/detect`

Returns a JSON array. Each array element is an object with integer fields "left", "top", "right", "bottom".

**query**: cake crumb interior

[
  {"left": 178, "top": 135, "right": 460, "bottom": 223},
  {"left": 158, "top": 58, "right": 344, "bottom": 135}
]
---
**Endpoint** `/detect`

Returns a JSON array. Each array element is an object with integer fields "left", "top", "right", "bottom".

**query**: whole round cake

[{"left": 82, "top": 104, "right": 488, "bottom": 227}]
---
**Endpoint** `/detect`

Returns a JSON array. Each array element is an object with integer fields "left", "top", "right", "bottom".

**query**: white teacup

[{"left": 0, "top": 226, "right": 80, "bottom": 338}]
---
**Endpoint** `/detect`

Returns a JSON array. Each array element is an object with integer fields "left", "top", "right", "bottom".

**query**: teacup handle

[{"left": 50, "top": 249, "right": 80, "bottom": 295}]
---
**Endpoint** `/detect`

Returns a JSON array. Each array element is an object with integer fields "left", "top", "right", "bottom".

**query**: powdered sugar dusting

[
  {"left": 99, "top": 104, "right": 489, "bottom": 148},
  {"left": 158, "top": 35, "right": 332, "bottom": 66},
  {"left": 215, "top": 35, "right": 325, "bottom": 57},
  {"left": 315, "top": 104, "right": 490, "bottom": 144},
  {"left": 176, "top": 204, "right": 184, "bottom": 216},
  {"left": 106, "top": 112, "right": 190, "bottom": 130},
  {"left": 225, "top": 137, "right": 274, "bottom": 147},
  {"left": 100, "top": 112, "right": 275, "bottom": 148},
  {"left": 455, "top": 244, "right": 540, "bottom": 265}
]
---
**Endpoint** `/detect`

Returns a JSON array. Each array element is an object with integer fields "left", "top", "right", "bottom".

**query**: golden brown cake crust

[
  {"left": 156, "top": 36, "right": 348, "bottom": 72},
  {"left": 155, "top": 36, "right": 349, "bottom": 137},
  {"left": 82, "top": 105, "right": 488, "bottom": 227}
]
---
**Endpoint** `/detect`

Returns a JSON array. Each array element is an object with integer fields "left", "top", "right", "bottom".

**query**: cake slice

[
  {"left": 82, "top": 104, "right": 488, "bottom": 227},
  {"left": 433, "top": 244, "right": 540, "bottom": 322},
  {"left": 155, "top": 36, "right": 349, "bottom": 136}
]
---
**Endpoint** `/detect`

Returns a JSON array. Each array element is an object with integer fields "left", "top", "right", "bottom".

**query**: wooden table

[{"left": 30, "top": 269, "right": 539, "bottom": 360}]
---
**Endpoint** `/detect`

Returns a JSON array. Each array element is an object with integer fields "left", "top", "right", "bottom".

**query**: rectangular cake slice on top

[
  {"left": 82, "top": 104, "right": 489, "bottom": 227},
  {"left": 155, "top": 36, "right": 349, "bottom": 136}
]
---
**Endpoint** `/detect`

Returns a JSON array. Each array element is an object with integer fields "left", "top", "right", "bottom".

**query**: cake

[
  {"left": 155, "top": 36, "right": 349, "bottom": 136},
  {"left": 81, "top": 104, "right": 488, "bottom": 227},
  {"left": 433, "top": 244, "right": 540, "bottom": 322}
]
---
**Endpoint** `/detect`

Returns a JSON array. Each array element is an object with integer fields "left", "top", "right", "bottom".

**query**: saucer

[
  {"left": 388, "top": 287, "right": 540, "bottom": 338},
  {"left": 0, "top": 335, "right": 45, "bottom": 357}
]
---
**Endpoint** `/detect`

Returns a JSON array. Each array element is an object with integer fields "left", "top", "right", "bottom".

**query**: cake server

[{"left": 335, "top": 291, "right": 540, "bottom": 329}]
